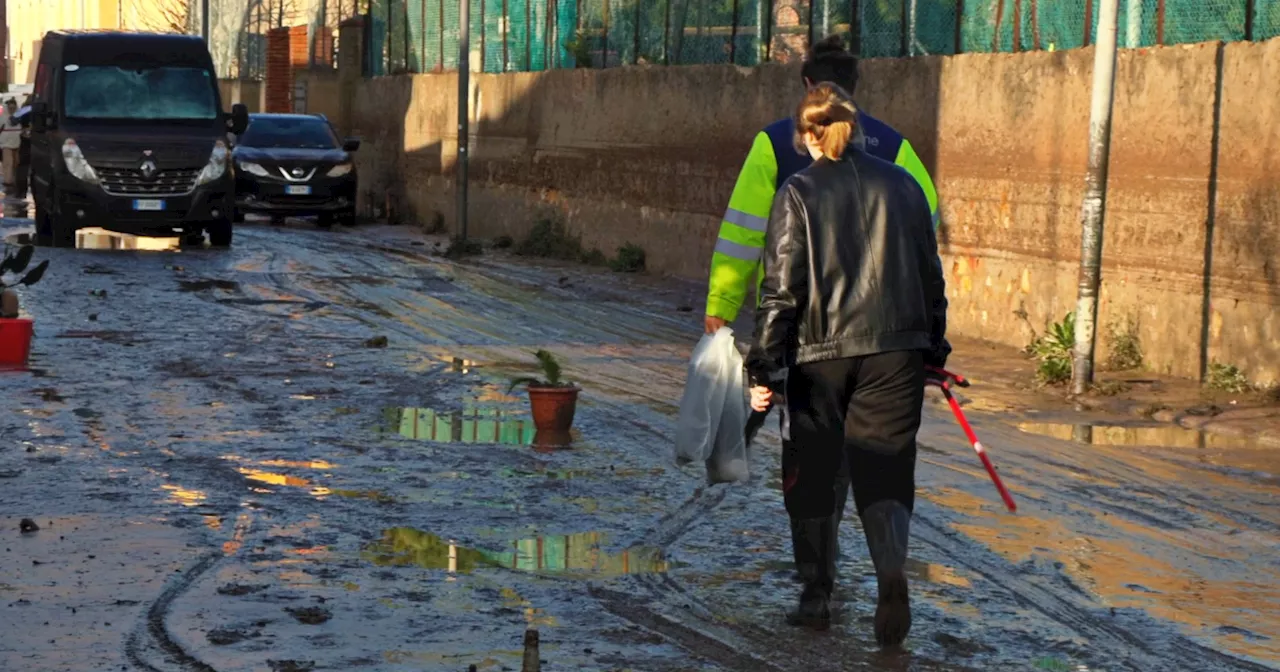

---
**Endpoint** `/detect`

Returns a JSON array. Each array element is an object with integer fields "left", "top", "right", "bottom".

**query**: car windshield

[
  {"left": 238, "top": 118, "right": 338, "bottom": 149},
  {"left": 63, "top": 66, "right": 218, "bottom": 120}
]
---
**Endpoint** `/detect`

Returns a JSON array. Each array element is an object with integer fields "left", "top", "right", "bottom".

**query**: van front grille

[{"left": 98, "top": 167, "right": 201, "bottom": 196}]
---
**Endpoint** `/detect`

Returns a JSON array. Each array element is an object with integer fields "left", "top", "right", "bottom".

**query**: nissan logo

[
  {"left": 139, "top": 160, "right": 158, "bottom": 179},
  {"left": 291, "top": 167, "right": 304, "bottom": 177}
]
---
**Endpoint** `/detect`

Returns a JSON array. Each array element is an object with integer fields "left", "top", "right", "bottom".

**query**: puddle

[
  {"left": 363, "top": 527, "right": 667, "bottom": 577},
  {"left": 1017, "top": 421, "right": 1256, "bottom": 449},
  {"left": 382, "top": 406, "right": 538, "bottom": 446}
]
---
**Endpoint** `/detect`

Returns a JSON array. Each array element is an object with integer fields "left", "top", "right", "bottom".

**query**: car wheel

[
  {"left": 316, "top": 215, "right": 334, "bottom": 229},
  {"left": 338, "top": 209, "right": 357, "bottom": 227},
  {"left": 33, "top": 202, "right": 53, "bottom": 247},
  {"left": 49, "top": 203, "right": 76, "bottom": 249},
  {"left": 270, "top": 215, "right": 286, "bottom": 226},
  {"left": 207, "top": 219, "right": 234, "bottom": 248}
]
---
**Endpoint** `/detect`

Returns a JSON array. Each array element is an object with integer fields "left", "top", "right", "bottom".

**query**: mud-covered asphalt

[{"left": 1, "top": 213, "right": 1277, "bottom": 672}]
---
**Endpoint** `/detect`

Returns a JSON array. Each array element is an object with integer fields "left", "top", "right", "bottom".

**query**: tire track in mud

[{"left": 125, "top": 552, "right": 222, "bottom": 672}]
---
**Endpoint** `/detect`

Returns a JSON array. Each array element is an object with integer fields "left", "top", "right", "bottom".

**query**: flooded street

[{"left": 1, "top": 216, "right": 1277, "bottom": 672}]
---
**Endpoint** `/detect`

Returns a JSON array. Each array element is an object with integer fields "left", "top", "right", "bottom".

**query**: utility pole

[
  {"left": 202, "top": 0, "right": 211, "bottom": 43},
  {"left": 1070, "top": 0, "right": 1120, "bottom": 396},
  {"left": 456, "top": 0, "right": 470, "bottom": 241}
]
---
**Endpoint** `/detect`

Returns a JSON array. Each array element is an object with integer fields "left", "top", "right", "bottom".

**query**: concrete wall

[
  {"left": 218, "top": 79, "right": 265, "bottom": 113},
  {"left": 349, "top": 39, "right": 1280, "bottom": 384}
]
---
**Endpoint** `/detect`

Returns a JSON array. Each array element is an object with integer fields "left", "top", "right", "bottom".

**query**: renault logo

[
  {"left": 139, "top": 160, "right": 158, "bottom": 179},
  {"left": 291, "top": 167, "right": 304, "bottom": 178}
]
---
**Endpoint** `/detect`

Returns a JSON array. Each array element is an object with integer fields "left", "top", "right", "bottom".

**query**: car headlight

[
  {"left": 195, "top": 140, "right": 229, "bottom": 186},
  {"left": 237, "top": 161, "right": 270, "bottom": 177},
  {"left": 327, "top": 162, "right": 354, "bottom": 178},
  {"left": 61, "top": 139, "right": 99, "bottom": 184}
]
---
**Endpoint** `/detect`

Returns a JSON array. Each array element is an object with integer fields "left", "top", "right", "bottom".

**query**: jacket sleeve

[
  {"left": 747, "top": 183, "right": 808, "bottom": 388},
  {"left": 910, "top": 178, "right": 950, "bottom": 368},
  {"left": 705, "top": 131, "right": 779, "bottom": 322},
  {"left": 894, "top": 138, "right": 940, "bottom": 230}
]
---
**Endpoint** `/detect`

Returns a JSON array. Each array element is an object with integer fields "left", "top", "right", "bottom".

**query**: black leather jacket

[{"left": 747, "top": 149, "right": 949, "bottom": 386}]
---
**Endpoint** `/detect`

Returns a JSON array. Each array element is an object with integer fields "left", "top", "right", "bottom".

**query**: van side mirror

[
  {"left": 227, "top": 103, "right": 249, "bottom": 135},
  {"left": 30, "top": 102, "right": 50, "bottom": 133},
  {"left": 342, "top": 138, "right": 361, "bottom": 152}
]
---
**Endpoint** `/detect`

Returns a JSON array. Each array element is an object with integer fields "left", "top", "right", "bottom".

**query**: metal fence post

[
  {"left": 664, "top": 0, "right": 672, "bottom": 64},
  {"left": 730, "top": 0, "right": 739, "bottom": 64},
  {"left": 602, "top": 0, "right": 610, "bottom": 67},
  {"left": 525, "top": 0, "right": 532, "bottom": 69},
  {"left": 503, "top": 0, "right": 510, "bottom": 70},
  {"left": 387, "top": 0, "right": 394, "bottom": 72},
  {"left": 634, "top": 0, "right": 642, "bottom": 63},
  {"left": 1245, "top": 0, "right": 1255, "bottom": 40},
  {"left": 1011, "top": 0, "right": 1021, "bottom": 51},
  {"left": 807, "top": 0, "right": 815, "bottom": 50},
  {"left": 953, "top": 0, "right": 962, "bottom": 53},
  {"left": 850, "top": 0, "right": 860, "bottom": 54},
  {"left": 1083, "top": 0, "right": 1092, "bottom": 46},
  {"left": 458, "top": 0, "right": 471, "bottom": 241},
  {"left": 1155, "top": 0, "right": 1165, "bottom": 44},
  {"left": 900, "top": 0, "right": 908, "bottom": 55}
]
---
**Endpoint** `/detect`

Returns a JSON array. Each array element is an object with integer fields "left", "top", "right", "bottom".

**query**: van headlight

[
  {"left": 237, "top": 161, "right": 270, "bottom": 177},
  {"left": 195, "top": 140, "right": 229, "bottom": 185},
  {"left": 61, "top": 139, "right": 99, "bottom": 184},
  {"left": 327, "top": 162, "right": 353, "bottom": 178}
]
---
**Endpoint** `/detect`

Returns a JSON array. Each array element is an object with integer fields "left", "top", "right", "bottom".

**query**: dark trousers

[{"left": 781, "top": 350, "right": 925, "bottom": 521}]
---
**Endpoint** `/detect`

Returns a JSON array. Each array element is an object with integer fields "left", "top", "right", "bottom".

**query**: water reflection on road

[{"left": 364, "top": 527, "right": 668, "bottom": 577}]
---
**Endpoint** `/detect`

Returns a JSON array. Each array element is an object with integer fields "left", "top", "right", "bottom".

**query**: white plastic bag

[{"left": 675, "top": 327, "right": 749, "bottom": 484}]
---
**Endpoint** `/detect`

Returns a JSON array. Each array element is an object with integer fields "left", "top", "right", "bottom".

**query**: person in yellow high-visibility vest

[{"left": 704, "top": 34, "right": 939, "bottom": 583}]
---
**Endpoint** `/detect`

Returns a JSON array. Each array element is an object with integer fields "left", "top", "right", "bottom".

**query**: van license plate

[
  {"left": 133, "top": 199, "right": 165, "bottom": 211},
  {"left": 286, "top": 186, "right": 311, "bottom": 196}
]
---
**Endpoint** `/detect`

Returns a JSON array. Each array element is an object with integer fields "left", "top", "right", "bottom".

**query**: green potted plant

[
  {"left": 0, "top": 244, "right": 48, "bottom": 366},
  {"left": 508, "top": 349, "right": 580, "bottom": 432}
]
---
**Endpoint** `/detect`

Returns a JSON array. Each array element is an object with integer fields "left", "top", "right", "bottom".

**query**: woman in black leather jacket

[{"left": 746, "top": 82, "right": 949, "bottom": 645}]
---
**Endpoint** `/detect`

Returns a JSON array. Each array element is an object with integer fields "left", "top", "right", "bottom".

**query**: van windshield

[{"left": 63, "top": 66, "right": 218, "bottom": 120}]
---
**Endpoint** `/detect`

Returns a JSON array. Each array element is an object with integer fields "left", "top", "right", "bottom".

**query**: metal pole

[
  {"left": 203, "top": 0, "right": 211, "bottom": 42},
  {"left": 634, "top": 0, "right": 641, "bottom": 63},
  {"left": 953, "top": 0, "right": 962, "bottom": 54},
  {"left": 457, "top": 0, "right": 471, "bottom": 241},
  {"left": 1070, "top": 0, "right": 1120, "bottom": 396}
]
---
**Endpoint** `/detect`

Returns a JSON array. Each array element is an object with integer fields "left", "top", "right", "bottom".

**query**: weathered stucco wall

[{"left": 349, "top": 39, "right": 1280, "bottom": 384}]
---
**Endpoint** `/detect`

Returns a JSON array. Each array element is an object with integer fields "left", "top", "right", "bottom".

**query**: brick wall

[{"left": 264, "top": 26, "right": 311, "bottom": 113}]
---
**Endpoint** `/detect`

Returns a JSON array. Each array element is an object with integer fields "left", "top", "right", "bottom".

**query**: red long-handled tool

[{"left": 925, "top": 366, "right": 1018, "bottom": 513}]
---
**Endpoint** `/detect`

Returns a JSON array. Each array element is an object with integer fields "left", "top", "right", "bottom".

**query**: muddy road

[{"left": 2, "top": 218, "right": 1277, "bottom": 672}]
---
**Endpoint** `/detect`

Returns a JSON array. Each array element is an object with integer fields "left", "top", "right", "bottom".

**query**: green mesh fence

[{"left": 367, "top": 0, "right": 1280, "bottom": 74}]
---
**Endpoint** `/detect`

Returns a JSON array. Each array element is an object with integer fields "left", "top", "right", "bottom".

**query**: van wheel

[
  {"left": 207, "top": 220, "right": 233, "bottom": 248},
  {"left": 232, "top": 208, "right": 244, "bottom": 223}
]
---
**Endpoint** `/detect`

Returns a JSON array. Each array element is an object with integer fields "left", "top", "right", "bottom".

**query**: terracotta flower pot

[
  {"left": 0, "top": 318, "right": 33, "bottom": 366},
  {"left": 527, "top": 385, "right": 580, "bottom": 432}
]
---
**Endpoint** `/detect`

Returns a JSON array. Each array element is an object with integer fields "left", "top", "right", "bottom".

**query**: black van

[{"left": 27, "top": 31, "right": 248, "bottom": 248}]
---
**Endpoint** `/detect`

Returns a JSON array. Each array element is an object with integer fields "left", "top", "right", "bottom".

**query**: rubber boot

[
  {"left": 861, "top": 500, "right": 912, "bottom": 648},
  {"left": 790, "top": 480, "right": 847, "bottom": 584},
  {"left": 786, "top": 517, "right": 836, "bottom": 630}
]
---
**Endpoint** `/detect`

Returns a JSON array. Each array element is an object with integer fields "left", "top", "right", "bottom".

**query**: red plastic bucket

[{"left": 0, "top": 318, "right": 34, "bottom": 366}]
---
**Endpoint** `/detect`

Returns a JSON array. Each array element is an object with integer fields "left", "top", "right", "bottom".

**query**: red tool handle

[{"left": 924, "top": 366, "right": 1018, "bottom": 513}]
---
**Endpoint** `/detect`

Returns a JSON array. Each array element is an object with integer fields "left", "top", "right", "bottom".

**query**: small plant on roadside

[
  {"left": 423, "top": 210, "right": 446, "bottom": 234},
  {"left": 443, "top": 236, "right": 483, "bottom": 259},
  {"left": 564, "top": 31, "right": 594, "bottom": 68},
  {"left": 609, "top": 243, "right": 646, "bottom": 273},
  {"left": 1205, "top": 361, "right": 1250, "bottom": 394},
  {"left": 1105, "top": 316, "right": 1143, "bottom": 371},
  {"left": 508, "top": 349, "right": 573, "bottom": 391},
  {"left": 1029, "top": 312, "right": 1075, "bottom": 385},
  {"left": 0, "top": 244, "right": 49, "bottom": 318}
]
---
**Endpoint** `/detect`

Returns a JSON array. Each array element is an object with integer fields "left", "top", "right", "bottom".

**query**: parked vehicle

[
  {"left": 232, "top": 113, "right": 359, "bottom": 228},
  {"left": 26, "top": 31, "right": 248, "bottom": 248}
]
